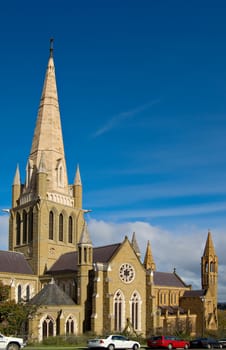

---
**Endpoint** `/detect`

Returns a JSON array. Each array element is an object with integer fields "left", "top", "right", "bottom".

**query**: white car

[
  {"left": 88, "top": 334, "right": 140, "bottom": 350},
  {"left": 0, "top": 334, "right": 26, "bottom": 350}
]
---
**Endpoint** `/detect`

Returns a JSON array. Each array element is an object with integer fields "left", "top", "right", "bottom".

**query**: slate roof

[
  {"left": 48, "top": 251, "right": 78, "bottom": 273},
  {"left": 0, "top": 251, "right": 34, "bottom": 274},
  {"left": 153, "top": 271, "right": 188, "bottom": 288},
  {"left": 48, "top": 243, "right": 121, "bottom": 273},
  {"left": 29, "top": 280, "right": 75, "bottom": 305},
  {"left": 182, "top": 289, "right": 206, "bottom": 298}
]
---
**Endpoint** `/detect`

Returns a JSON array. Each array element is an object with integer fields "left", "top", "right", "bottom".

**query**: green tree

[{"left": 0, "top": 281, "right": 36, "bottom": 337}]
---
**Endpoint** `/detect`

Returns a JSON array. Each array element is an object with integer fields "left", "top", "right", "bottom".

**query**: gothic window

[
  {"left": 66, "top": 316, "right": 75, "bottom": 334},
  {"left": 17, "top": 285, "right": 22, "bottom": 303},
  {"left": 22, "top": 210, "right": 27, "bottom": 244},
  {"left": 114, "top": 290, "right": 125, "bottom": 331},
  {"left": 49, "top": 211, "right": 54, "bottom": 240},
  {"left": 130, "top": 291, "right": 141, "bottom": 331},
  {"left": 42, "top": 316, "right": 54, "bottom": 338},
  {"left": 68, "top": 216, "right": 73, "bottom": 243},
  {"left": 28, "top": 208, "right": 33, "bottom": 242},
  {"left": 26, "top": 285, "right": 30, "bottom": 301},
  {"left": 84, "top": 247, "right": 87, "bottom": 263},
  {"left": 59, "top": 214, "right": 63, "bottom": 241},
  {"left": 56, "top": 159, "right": 64, "bottom": 188},
  {"left": 205, "top": 262, "right": 208, "bottom": 272},
  {"left": 78, "top": 247, "right": 81, "bottom": 264},
  {"left": 210, "top": 262, "right": 214, "bottom": 272},
  {"left": 16, "top": 213, "right": 21, "bottom": 245}
]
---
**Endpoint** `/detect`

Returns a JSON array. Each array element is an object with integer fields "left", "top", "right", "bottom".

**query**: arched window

[
  {"left": 66, "top": 316, "right": 75, "bottom": 334},
  {"left": 22, "top": 210, "right": 27, "bottom": 244},
  {"left": 42, "top": 316, "right": 54, "bottom": 338},
  {"left": 59, "top": 214, "right": 63, "bottom": 241},
  {"left": 130, "top": 291, "right": 141, "bottom": 331},
  {"left": 26, "top": 285, "right": 30, "bottom": 301},
  {"left": 68, "top": 216, "right": 73, "bottom": 243},
  {"left": 17, "top": 285, "right": 22, "bottom": 303},
  {"left": 210, "top": 261, "right": 214, "bottom": 272},
  {"left": 16, "top": 213, "right": 21, "bottom": 245},
  {"left": 114, "top": 290, "right": 125, "bottom": 331},
  {"left": 49, "top": 211, "right": 54, "bottom": 240},
  {"left": 28, "top": 208, "right": 33, "bottom": 242},
  {"left": 205, "top": 262, "right": 208, "bottom": 272}
]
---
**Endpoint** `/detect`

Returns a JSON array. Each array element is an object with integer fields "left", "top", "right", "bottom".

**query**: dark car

[
  {"left": 218, "top": 339, "right": 226, "bottom": 348},
  {"left": 190, "top": 338, "right": 223, "bottom": 349},
  {"left": 147, "top": 335, "right": 190, "bottom": 349}
]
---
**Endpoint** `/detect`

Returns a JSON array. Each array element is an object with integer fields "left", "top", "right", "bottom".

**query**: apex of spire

[
  {"left": 143, "top": 240, "right": 156, "bottom": 271},
  {"left": 13, "top": 164, "right": 21, "bottom": 185},
  {"left": 79, "top": 221, "right": 92, "bottom": 245},
  {"left": 50, "top": 38, "right": 54, "bottom": 58},
  {"left": 131, "top": 232, "right": 141, "bottom": 258},
  {"left": 203, "top": 230, "right": 216, "bottom": 256},
  {"left": 74, "top": 164, "right": 82, "bottom": 185}
]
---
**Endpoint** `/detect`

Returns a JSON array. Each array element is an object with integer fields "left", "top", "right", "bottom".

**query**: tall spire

[
  {"left": 143, "top": 240, "right": 156, "bottom": 271},
  {"left": 203, "top": 230, "right": 216, "bottom": 256},
  {"left": 29, "top": 39, "right": 68, "bottom": 194},
  {"left": 13, "top": 164, "right": 21, "bottom": 185},
  {"left": 74, "top": 164, "right": 82, "bottom": 185}
]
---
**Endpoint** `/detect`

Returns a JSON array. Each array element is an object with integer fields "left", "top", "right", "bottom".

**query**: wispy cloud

[
  {"left": 85, "top": 181, "right": 226, "bottom": 208},
  {"left": 92, "top": 99, "right": 160, "bottom": 138}
]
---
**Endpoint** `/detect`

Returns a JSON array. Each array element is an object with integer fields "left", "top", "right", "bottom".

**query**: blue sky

[{"left": 0, "top": 0, "right": 226, "bottom": 301}]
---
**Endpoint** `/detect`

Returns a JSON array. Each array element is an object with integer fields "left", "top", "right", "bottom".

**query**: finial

[{"left": 50, "top": 38, "right": 54, "bottom": 57}]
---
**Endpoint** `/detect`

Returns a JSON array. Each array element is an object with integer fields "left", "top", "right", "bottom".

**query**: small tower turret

[
  {"left": 12, "top": 165, "right": 21, "bottom": 208},
  {"left": 73, "top": 164, "right": 82, "bottom": 209},
  {"left": 201, "top": 230, "right": 218, "bottom": 297},
  {"left": 144, "top": 240, "right": 156, "bottom": 271}
]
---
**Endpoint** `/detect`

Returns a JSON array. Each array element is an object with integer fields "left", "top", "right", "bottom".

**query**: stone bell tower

[{"left": 9, "top": 39, "right": 85, "bottom": 276}]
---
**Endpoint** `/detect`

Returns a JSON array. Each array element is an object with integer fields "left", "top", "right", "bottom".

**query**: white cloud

[
  {"left": 1, "top": 214, "right": 225, "bottom": 302},
  {"left": 88, "top": 218, "right": 226, "bottom": 302},
  {"left": 0, "top": 215, "right": 9, "bottom": 250}
]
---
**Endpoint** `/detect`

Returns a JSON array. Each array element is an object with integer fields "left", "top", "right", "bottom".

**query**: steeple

[
  {"left": 12, "top": 164, "right": 21, "bottom": 207},
  {"left": 28, "top": 38, "right": 68, "bottom": 194},
  {"left": 203, "top": 230, "right": 216, "bottom": 257},
  {"left": 74, "top": 164, "right": 82, "bottom": 185},
  {"left": 9, "top": 40, "right": 85, "bottom": 275},
  {"left": 143, "top": 240, "right": 156, "bottom": 271},
  {"left": 13, "top": 164, "right": 20, "bottom": 185},
  {"left": 73, "top": 164, "right": 82, "bottom": 208},
  {"left": 201, "top": 230, "right": 218, "bottom": 294},
  {"left": 79, "top": 221, "right": 92, "bottom": 245}
]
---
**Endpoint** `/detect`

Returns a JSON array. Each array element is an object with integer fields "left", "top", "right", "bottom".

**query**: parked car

[
  {"left": 147, "top": 335, "right": 190, "bottom": 349},
  {"left": 88, "top": 334, "right": 140, "bottom": 350},
  {"left": 218, "top": 339, "right": 226, "bottom": 348},
  {"left": 0, "top": 333, "right": 26, "bottom": 350},
  {"left": 190, "top": 338, "right": 223, "bottom": 349}
]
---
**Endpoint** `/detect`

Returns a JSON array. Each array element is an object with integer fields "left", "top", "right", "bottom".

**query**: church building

[{"left": 0, "top": 41, "right": 219, "bottom": 341}]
